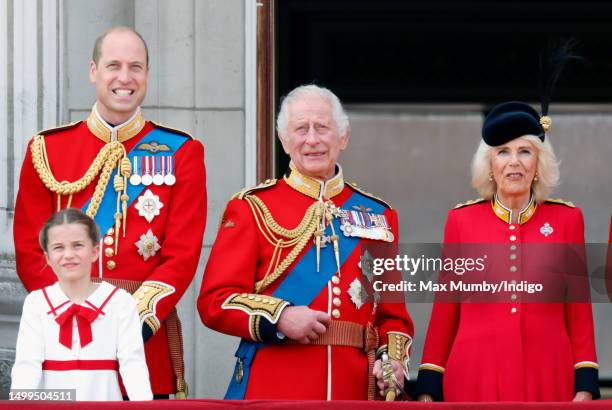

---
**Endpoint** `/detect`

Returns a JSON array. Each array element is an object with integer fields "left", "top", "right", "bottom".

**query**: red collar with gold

[
  {"left": 283, "top": 162, "right": 345, "bottom": 200},
  {"left": 87, "top": 104, "right": 146, "bottom": 143},
  {"left": 491, "top": 194, "right": 537, "bottom": 225}
]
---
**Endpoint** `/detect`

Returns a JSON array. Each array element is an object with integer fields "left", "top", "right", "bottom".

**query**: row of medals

[{"left": 129, "top": 155, "right": 176, "bottom": 187}]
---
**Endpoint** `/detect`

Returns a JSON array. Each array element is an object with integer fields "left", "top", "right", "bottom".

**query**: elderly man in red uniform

[
  {"left": 13, "top": 26, "right": 206, "bottom": 398},
  {"left": 198, "top": 84, "right": 413, "bottom": 400}
]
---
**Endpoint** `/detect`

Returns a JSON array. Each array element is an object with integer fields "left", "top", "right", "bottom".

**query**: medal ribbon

[{"left": 82, "top": 128, "right": 189, "bottom": 234}]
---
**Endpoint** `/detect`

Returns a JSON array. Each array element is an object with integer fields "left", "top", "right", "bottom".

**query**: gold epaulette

[
  {"left": 347, "top": 182, "right": 393, "bottom": 210},
  {"left": 36, "top": 121, "right": 81, "bottom": 137},
  {"left": 454, "top": 198, "right": 487, "bottom": 209},
  {"left": 232, "top": 178, "right": 278, "bottom": 200},
  {"left": 150, "top": 120, "right": 194, "bottom": 140},
  {"left": 545, "top": 198, "right": 575, "bottom": 208}
]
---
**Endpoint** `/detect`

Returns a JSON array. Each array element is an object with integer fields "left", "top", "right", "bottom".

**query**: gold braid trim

[
  {"left": 245, "top": 194, "right": 322, "bottom": 293},
  {"left": 30, "top": 135, "right": 127, "bottom": 218}
]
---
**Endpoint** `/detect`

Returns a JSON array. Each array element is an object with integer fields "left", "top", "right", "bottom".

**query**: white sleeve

[
  {"left": 116, "top": 292, "right": 153, "bottom": 401},
  {"left": 10, "top": 293, "right": 44, "bottom": 391}
]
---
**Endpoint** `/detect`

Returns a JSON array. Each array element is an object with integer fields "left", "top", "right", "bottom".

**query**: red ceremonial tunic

[
  {"left": 415, "top": 196, "right": 599, "bottom": 402},
  {"left": 13, "top": 107, "right": 207, "bottom": 395},
  {"left": 198, "top": 165, "right": 414, "bottom": 400}
]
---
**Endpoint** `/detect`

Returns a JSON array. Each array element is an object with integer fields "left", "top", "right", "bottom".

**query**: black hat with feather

[{"left": 482, "top": 40, "right": 578, "bottom": 147}]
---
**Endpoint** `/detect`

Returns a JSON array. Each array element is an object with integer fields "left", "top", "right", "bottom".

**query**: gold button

[
  {"left": 241, "top": 293, "right": 248, "bottom": 298},
  {"left": 104, "top": 236, "right": 114, "bottom": 246},
  {"left": 509, "top": 225, "right": 516, "bottom": 230},
  {"left": 510, "top": 266, "right": 517, "bottom": 273},
  {"left": 509, "top": 254, "right": 517, "bottom": 260},
  {"left": 510, "top": 235, "right": 517, "bottom": 242},
  {"left": 511, "top": 294, "right": 517, "bottom": 301},
  {"left": 104, "top": 248, "right": 114, "bottom": 257},
  {"left": 269, "top": 299, "right": 277, "bottom": 305},
  {"left": 332, "top": 309, "right": 340, "bottom": 319},
  {"left": 331, "top": 276, "right": 340, "bottom": 284},
  {"left": 333, "top": 287, "right": 341, "bottom": 296},
  {"left": 138, "top": 292, "right": 145, "bottom": 300},
  {"left": 254, "top": 297, "right": 261, "bottom": 302},
  {"left": 248, "top": 295, "right": 255, "bottom": 300},
  {"left": 333, "top": 297, "right": 341, "bottom": 307},
  {"left": 510, "top": 245, "right": 517, "bottom": 251},
  {"left": 106, "top": 260, "right": 116, "bottom": 270},
  {"left": 511, "top": 307, "right": 517, "bottom": 314}
]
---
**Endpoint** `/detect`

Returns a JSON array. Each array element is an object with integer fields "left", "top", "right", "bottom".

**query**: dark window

[{"left": 277, "top": 0, "right": 612, "bottom": 104}]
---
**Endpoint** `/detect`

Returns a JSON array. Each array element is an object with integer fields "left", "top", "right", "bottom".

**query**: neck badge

[{"left": 135, "top": 189, "right": 164, "bottom": 223}]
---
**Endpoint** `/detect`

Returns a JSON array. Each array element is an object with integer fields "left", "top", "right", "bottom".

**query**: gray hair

[
  {"left": 276, "top": 84, "right": 349, "bottom": 139},
  {"left": 471, "top": 135, "right": 560, "bottom": 203}
]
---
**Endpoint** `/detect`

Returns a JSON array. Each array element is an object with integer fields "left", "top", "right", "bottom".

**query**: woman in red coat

[{"left": 414, "top": 102, "right": 599, "bottom": 402}]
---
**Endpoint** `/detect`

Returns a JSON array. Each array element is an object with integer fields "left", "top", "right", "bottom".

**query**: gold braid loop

[
  {"left": 31, "top": 135, "right": 123, "bottom": 197},
  {"left": 246, "top": 194, "right": 317, "bottom": 239},
  {"left": 245, "top": 194, "right": 323, "bottom": 293},
  {"left": 83, "top": 145, "right": 126, "bottom": 218},
  {"left": 30, "top": 135, "right": 126, "bottom": 218},
  {"left": 120, "top": 157, "right": 132, "bottom": 177}
]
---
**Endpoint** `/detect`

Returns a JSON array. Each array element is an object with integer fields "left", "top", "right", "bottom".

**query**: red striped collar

[{"left": 42, "top": 281, "right": 119, "bottom": 317}]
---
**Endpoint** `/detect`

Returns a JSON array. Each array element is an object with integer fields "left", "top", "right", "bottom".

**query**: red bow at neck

[{"left": 55, "top": 304, "right": 99, "bottom": 349}]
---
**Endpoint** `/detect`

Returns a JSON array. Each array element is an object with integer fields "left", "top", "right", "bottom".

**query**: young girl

[{"left": 11, "top": 208, "right": 153, "bottom": 401}]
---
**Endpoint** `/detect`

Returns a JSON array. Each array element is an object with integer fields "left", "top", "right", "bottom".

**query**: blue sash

[
  {"left": 82, "top": 128, "right": 189, "bottom": 234},
  {"left": 224, "top": 190, "right": 385, "bottom": 399}
]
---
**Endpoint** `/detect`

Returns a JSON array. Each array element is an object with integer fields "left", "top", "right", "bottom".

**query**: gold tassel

[
  {"left": 326, "top": 208, "right": 341, "bottom": 277},
  {"left": 314, "top": 203, "right": 324, "bottom": 272},
  {"left": 114, "top": 212, "right": 121, "bottom": 255},
  {"left": 120, "top": 156, "right": 131, "bottom": 237}
]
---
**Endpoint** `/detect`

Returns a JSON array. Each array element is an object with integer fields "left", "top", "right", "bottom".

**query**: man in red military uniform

[
  {"left": 13, "top": 26, "right": 206, "bottom": 398},
  {"left": 198, "top": 85, "right": 413, "bottom": 400}
]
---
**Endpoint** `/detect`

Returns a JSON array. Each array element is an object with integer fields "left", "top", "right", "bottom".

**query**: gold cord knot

[
  {"left": 120, "top": 157, "right": 132, "bottom": 177},
  {"left": 113, "top": 174, "right": 124, "bottom": 191}
]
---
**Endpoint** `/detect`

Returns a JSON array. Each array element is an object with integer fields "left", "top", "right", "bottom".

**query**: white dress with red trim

[{"left": 11, "top": 281, "right": 152, "bottom": 401}]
